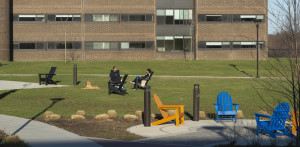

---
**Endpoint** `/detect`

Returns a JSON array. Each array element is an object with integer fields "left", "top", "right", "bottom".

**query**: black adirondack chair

[
  {"left": 108, "top": 73, "right": 128, "bottom": 96},
  {"left": 134, "top": 72, "right": 154, "bottom": 90},
  {"left": 39, "top": 67, "right": 57, "bottom": 85}
]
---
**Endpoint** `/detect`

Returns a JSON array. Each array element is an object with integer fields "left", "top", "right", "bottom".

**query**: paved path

[
  {"left": 0, "top": 80, "right": 68, "bottom": 91},
  {"left": 0, "top": 114, "right": 102, "bottom": 147},
  {"left": 128, "top": 120, "right": 292, "bottom": 147}
]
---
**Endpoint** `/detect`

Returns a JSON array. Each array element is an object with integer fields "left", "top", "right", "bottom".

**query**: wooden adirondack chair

[
  {"left": 292, "top": 112, "right": 299, "bottom": 134},
  {"left": 152, "top": 94, "right": 185, "bottom": 126},
  {"left": 39, "top": 67, "right": 57, "bottom": 85},
  {"left": 255, "top": 102, "right": 293, "bottom": 138},
  {"left": 214, "top": 91, "right": 239, "bottom": 123}
]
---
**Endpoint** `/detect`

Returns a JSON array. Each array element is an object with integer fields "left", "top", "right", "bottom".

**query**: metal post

[
  {"left": 193, "top": 84, "right": 200, "bottom": 121},
  {"left": 144, "top": 87, "right": 151, "bottom": 127},
  {"left": 73, "top": 64, "right": 77, "bottom": 86}
]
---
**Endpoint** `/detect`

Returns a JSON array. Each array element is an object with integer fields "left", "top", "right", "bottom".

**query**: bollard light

[{"left": 193, "top": 84, "right": 200, "bottom": 121}]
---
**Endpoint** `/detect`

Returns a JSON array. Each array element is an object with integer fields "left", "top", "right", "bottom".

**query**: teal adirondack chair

[
  {"left": 255, "top": 102, "right": 293, "bottom": 138},
  {"left": 214, "top": 91, "right": 239, "bottom": 123}
]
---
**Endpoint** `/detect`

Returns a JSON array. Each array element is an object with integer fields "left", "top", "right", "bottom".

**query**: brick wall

[{"left": 0, "top": 0, "right": 10, "bottom": 61}]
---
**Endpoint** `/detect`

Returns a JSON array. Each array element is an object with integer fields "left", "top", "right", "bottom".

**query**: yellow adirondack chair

[{"left": 152, "top": 93, "right": 185, "bottom": 126}]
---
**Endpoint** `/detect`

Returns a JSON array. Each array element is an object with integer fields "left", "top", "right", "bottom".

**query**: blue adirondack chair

[
  {"left": 255, "top": 102, "right": 293, "bottom": 138},
  {"left": 214, "top": 91, "right": 239, "bottom": 123}
]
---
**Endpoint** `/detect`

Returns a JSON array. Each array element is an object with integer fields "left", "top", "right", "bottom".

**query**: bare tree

[{"left": 250, "top": 0, "right": 300, "bottom": 145}]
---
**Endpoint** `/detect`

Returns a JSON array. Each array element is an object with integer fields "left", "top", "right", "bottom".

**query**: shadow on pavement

[{"left": 12, "top": 98, "right": 65, "bottom": 135}]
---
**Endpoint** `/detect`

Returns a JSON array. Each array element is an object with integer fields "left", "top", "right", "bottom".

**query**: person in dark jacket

[
  {"left": 131, "top": 69, "right": 152, "bottom": 86},
  {"left": 110, "top": 66, "right": 121, "bottom": 83}
]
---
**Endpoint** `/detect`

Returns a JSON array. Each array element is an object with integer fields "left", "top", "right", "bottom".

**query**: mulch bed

[{"left": 36, "top": 117, "right": 146, "bottom": 141}]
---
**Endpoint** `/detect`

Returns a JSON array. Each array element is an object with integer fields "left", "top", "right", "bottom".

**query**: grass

[
  {"left": 0, "top": 59, "right": 285, "bottom": 77},
  {"left": 0, "top": 74, "right": 280, "bottom": 119}
]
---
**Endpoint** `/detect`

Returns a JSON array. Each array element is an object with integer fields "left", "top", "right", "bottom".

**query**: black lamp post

[{"left": 253, "top": 18, "right": 262, "bottom": 78}]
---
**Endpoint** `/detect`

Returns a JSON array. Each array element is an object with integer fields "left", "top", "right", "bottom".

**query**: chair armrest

[
  {"left": 233, "top": 103, "right": 239, "bottom": 111},
  {"left": 39, "top": 73, "right": 48, "bottom": 75},
  {"left": 157, "top": 105, "right": 185, "bottom": 109},
  {"left": 255, "top": 113, "right": 272, "bottom": 118},
  {"left": 214, "top": 103, "right": 219, "bottom": 112},
  {"left": 162, "top": 105, "right": 185, "bottom": 108}
]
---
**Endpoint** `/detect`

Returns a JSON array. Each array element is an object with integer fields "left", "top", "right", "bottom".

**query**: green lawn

[
  {"left": 0, "top": 59, "right": 291, "bottom": 119},
  {"left": 0, "top": 59, "right": 288, "bottom": 77}
]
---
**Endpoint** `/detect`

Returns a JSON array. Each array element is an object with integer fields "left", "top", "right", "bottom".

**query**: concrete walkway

[
  {"left": 128, "top": 120, "right": 293, "bottom": 147},
  {"left": 0, "top": 114, "right": 102, "bottom": 147},
  {"left": 0, "top": 80, "right": 68, "bottom": 91}
]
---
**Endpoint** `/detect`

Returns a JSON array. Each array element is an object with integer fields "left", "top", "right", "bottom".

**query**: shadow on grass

[
  {"left": 185, "top": 111, "right": 193, "bottom": 120},
  {"left": 0, "top": 90, "right": 17, "bottom": 100},
  {"left": 12, "top": 98, "right": 65, "bottom": 135},
  {"left": 0, "top": 63, "right": 7, "bottom": 67},
  {"left": 229, "top": 64, "right": 253, "bottom": 77}
]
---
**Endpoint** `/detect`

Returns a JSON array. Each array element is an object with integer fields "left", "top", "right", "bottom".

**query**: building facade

[{"left": 0, "top": 0, "right": 268, "bottom": 61}]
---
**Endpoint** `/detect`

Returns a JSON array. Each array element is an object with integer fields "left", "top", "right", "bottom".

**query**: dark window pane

[
  {"left": 56, "top": 43, "right": 65, "bottom": 49},
  {"left": 157, "top": 16, "right": 166, "bottom": 25},
  {"left": 66, "top": 43, "right": 73, "bottom": 49},
  {"left": 145, "top": 42, "right": 154, "bottom": 49},
  {"left": 166, "top": 16, "right": 174, "bottom": 24},
  {"left": 13, "top": 43, "right": 19, "bottom": 49},
  {"left": 175, "top": 39, "right": 184, "bottom": 51},
  {"left": 73, "top": 42, "right": 82, "bottom": 49},
  {"left": 19, "top": 17, "right": 35, "bottom": 21},
  {"left": 206, "top": 15, "right": 222, "bottom": 21},
  {"left": 73, "top": 16, "right": 81, "bottom": 22},
  {"left": 48, "top": 42, "right": 56, "bottom": 49},
  {"left": 198, "top": 42, "right": 206, "bottom": 49},
  {"left": 207, "top": 45, "right": 222, "bottom": 48},
  {"left": 85, "top": 42, "right": 93, "bottom": 49},
  {"left": 146, "top": 15, "right": 153, "bottom": 21},
  {"left": 232, "top": 15, "right": 240, "bottom": 22},
  {"left": 157, "top": 40, "right": 164, "bottom": 47},
  {"left": 36, "top": 43, "right": 45, "bottom": 49},
  {"left": 241, "top": 18, "right": 255, "bottom": 22},
  {"left": 13, "top": 15, "right": 18, "bottom": 21},
  {"left": 20, "top": 43, "right": 36, "bottom": 49},
  {"left": 110, "top": 42, "right": 118, "bottom": 49},
  {"left": 198, "top": 15, "right": 206, "bottom": 22},
  {"left": 48, "top": 15, "right": 55, "bottom": 22},
  {"left": 121, "top": 15, "right": 128, "bottom": 22},
  {"left": 56, "top": 17, "right": 72, "bottom": 21},
  {"left": 175, "top": 20, "right": 180, "bottom": 24},
  {"left": 165, "top": 40, "right": 173, "bottom": 51},
  {"left": 85, "top": 14, "right": 93, "bottom": 22},
  {"left": 129, "top": 42, "right": 145, "bottom": 48},
  {"left": 36, "top": 16, "right": 45, "bottom": 22},
  {"left": 184, "top": 39, "right": 191, "bottom": 50},
  {"left": 222, "top": 15, "right": 232, "bottom": 22},
  {"left": 129, "top": 15, "right": 145, "bottom": 21}
]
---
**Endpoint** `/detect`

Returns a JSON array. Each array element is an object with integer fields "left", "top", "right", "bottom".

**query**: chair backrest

[
  {"left": 217, "top": 91, "right": 233, "bottom": 111},
  {"left": 144, "top": 72, "right": 154, "bottom": 86},
  {"left": 48, "top": 67, "right": 57, "bottom": 80},
  {"left": 118, "top": 74, "right": 128, "bottom": 89},
  {"left": 269, "top": 102, "right": 290, "bottom": 130},
  {"left": 154, "top": 93, "right": 169, "bottom": 118}
]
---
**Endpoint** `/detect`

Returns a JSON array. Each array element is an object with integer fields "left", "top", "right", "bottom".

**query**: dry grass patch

[
  {"left": 151, "top": 114, "right": 156, "bottom": 119},
  {"left": 135, "top": 110, "right": 142, "bottom": 118},
  {"left": 124, "top": 114, "right": 138, "bottom": 121},
  {"left": 44, "top": 111, "right": 53, "bottom": 118},
  {"left": 76, "top": 110, "right": 86, "bottom": 116},
  {"left": 108, "top": 110, "right": 117, "bottom": 118},
  {"left": 49, "top": 114, "right": 61, "bottom": 120},
  {"left": 237, "top": 110, "right": 243, "bottom": 119},
  {"left": 168, "top": 110, "right": 176, "bottom": 116},
  {"left": 95, "top": 114, "right": 109, "bottom": 121},
  {"left": 199, "top": 111, "right": 206, "bottom": 118},
  {"left": 5, "top": 135, "right": 20, "bottom": 144},
  {"left": 71, "top": 115, "right": 85, "bottom": 120}
]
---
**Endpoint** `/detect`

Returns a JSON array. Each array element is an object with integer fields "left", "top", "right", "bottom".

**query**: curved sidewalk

[{"left": 0, "top": 114, "right": 102, "bottom": 147}]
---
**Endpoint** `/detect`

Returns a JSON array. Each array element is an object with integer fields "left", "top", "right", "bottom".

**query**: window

[
  {"left": 13, "top": 42, "right": 46, "bottom": 49},
  {"left": 121, "top": 42, "right": 154, "bottom": 49},
  {"left": 47, "top": 15, "right": 81, "bottom": 22},
  {"left": 157, "top": 9, "right": 192, "bottom": 25},
  {"left": 198, "top": 41, "right": 264, "bottom": 50},
  {"left": 121, "top": 15, "right": 153, "bottom": 22},
  {"left": 85, "top": 14, "right": 119, "bottom": 22},
  {"left": 157, "top": 36, "right": 191, "bottom": 52},
  {"left": 47, "top": 42, "right": 82, "bottom": 49},
  {"left": 85, "top": 42, "right": 118, "bottom": 50},
  {"left": 14, "top": 15, "right": 45, "bottom": 22},
  {"left": 199, "top": 14, "right": 264, "bottom": 22}
]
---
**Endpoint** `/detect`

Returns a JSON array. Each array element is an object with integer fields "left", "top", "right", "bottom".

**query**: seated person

[
  {"left": 110, "top": 66, "right": 121, "bottom": 83},
  {"left": 130, "top": 69, "right": 152, "bottom": 86}
]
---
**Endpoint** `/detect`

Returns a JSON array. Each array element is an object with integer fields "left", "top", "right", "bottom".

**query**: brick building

[{"left": 0, "top": 0, "right": 268, "bottom": 61}]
